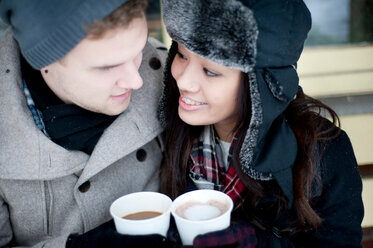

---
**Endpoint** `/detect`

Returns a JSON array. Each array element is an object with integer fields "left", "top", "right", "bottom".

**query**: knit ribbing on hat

[{"left": 0, "top": 0, "right": 129, "bottom": 69}]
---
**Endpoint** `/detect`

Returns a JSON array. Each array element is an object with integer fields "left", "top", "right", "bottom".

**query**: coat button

[
  {"left": 78, "top": 181, "right": 91, "bottom": 193},
  {"left": 136, "top": 149, "right": 147, "bottom": 162},
  {"left": 149, "top": 57, "right": 161, "bottom": 70}
]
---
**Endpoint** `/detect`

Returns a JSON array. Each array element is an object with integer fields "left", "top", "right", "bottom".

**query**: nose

[
  {"left": 174, "top": 64, "right": 199, "bottom": 92},
  {"left": 116, "top": 62, "right": 143, "bottom": 90}
]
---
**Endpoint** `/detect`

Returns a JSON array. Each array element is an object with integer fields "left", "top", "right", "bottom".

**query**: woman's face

[{"left": 171, "top": 43, "right": 242, "bottom": 140}]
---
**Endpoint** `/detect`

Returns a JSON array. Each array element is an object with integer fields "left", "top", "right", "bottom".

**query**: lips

[
  {"left": 179, "top": 96, "right": 207, "bottom": 111},
  {"left": 180, "top": 96, "right": 207, "bottom": 105},
  {"left": 111, "top": 90, "right": 132, "bottom": 103}
]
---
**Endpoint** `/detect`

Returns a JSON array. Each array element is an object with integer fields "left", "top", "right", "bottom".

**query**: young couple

[{"left": 0, "top": 0, "right": 363, "bottom": 247}]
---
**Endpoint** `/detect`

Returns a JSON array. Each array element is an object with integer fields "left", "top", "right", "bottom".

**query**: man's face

[{"left": 41, "top": 16, "right": 148, "bottom": 115}]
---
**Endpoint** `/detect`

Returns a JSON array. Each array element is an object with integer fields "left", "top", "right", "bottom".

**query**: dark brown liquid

[{"left": 122, "top": 211, "right": 162, "bottom": 220}]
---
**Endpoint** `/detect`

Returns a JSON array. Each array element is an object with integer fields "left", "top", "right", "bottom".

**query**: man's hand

[{"left": 66, "top": 219, "right": 174, "bottom": 248}]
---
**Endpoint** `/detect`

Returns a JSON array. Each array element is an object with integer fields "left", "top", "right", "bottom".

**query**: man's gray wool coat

[{"left": 0, "top": 30, "right": 167, "bottom": 248}]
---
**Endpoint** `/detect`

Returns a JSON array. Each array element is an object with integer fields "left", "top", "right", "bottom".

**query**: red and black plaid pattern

[{"left": 189, "top": 126, "right": 248, "bottom": 207}]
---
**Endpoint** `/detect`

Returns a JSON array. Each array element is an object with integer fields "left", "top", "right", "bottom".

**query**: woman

[{"left": 159, "top": 0, "right": 364, "bottom": 247}]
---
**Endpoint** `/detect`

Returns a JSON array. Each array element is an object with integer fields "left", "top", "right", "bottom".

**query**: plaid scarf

[
  {"left": 23, "top": 79, "right": 49, "bottom": 137},
  {"left": 189, "top": 126, "right": 248, "bottom": 207}
]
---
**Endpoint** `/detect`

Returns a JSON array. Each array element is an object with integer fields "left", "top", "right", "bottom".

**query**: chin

[
  {"left": 179, "top": 113, "right": 206, "bottom": 126},
  {"left": 105, "top": 108, "right": 127, "bottom": 116},
  {"left": 103, "top": 102, "right": 131, "bottom": 116}
]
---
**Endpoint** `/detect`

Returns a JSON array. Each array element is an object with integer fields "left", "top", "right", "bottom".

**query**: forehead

[{"left": 62, "top": 16, "right": 148, "bottom": 66}]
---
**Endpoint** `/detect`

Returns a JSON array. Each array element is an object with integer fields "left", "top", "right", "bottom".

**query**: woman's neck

[{"left": 213, "top": 122, "right": 235, "bottom": 142}]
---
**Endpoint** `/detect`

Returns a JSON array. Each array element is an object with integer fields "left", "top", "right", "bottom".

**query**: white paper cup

[
  {"left": 110, "top": 191, "right": 172, "bottom": 236},
  {"left": 171, "top": 189, "right": 234, "bottom": 245}
]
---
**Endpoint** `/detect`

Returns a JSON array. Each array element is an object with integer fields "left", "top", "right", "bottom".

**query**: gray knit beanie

[{"left": 0, "top": 0, "right": 130, "bottom": 69}]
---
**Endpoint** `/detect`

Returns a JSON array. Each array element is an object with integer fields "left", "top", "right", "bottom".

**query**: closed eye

[
  {"left": 92, "top": 63, "right": 122, "bottom": 71},
  {"left": 100, "top": 66, "right": 116, "bottom": 71}
]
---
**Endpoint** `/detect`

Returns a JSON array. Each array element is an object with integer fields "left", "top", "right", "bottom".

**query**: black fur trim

[
  {"left": 240, "top": 71, "right": 273, "bottom": 180},
  {"left": 162, "top": 0, "right": 258, "bottom": 72}
]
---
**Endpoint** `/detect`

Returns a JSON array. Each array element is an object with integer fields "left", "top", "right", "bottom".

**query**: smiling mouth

[
  {"left": 111, "top": 90, "right": 131, "bottom": 102},
  {"left": 181, "top": 96, "right": 207, "bottom": 105}
]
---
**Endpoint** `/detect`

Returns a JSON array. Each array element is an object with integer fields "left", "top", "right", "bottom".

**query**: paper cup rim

[
  {"left": 110, "top": 191, "right": 172, "bottom": 223},
  {"left": 171, "top": 189, "right": 234, "bottom": 224}
]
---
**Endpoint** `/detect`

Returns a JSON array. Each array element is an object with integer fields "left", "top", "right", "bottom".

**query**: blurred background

[
  {"left": 1, "top": 0, "right": 372, "bottom": 246},
  {"left": 297, "top": 2, "right": 373, "bottom": 247}
]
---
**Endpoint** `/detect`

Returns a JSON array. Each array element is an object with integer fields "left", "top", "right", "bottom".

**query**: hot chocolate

[{"left": 175, "top": 199, "right": 229, "bottom": 221}]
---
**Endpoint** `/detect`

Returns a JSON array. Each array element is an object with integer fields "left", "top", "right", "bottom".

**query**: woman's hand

[{"left": 193, "top": 221, "right": 257, "bottom": 248}]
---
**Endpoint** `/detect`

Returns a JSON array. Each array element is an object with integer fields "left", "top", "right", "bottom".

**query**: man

[{"left": 0, "top": 0, "right": 168, "bottom": 247}]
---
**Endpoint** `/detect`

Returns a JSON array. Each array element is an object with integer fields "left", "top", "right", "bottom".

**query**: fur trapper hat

[{"left": 159, "top": 0, "right": 311, "bottom": 206}]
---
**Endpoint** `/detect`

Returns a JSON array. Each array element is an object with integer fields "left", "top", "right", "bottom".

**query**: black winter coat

[
  {"left": 187, "top": 129, "right": 364, "bottom": 248},
  {"left": 243, "top": 130, "right": 364, "bottom": 248}
]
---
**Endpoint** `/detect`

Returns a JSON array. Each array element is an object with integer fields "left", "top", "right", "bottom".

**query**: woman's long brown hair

[{"left": 159, "top": 47, "right": 340, "bottom": 233}]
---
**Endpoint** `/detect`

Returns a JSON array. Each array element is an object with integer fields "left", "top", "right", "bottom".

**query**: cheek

[
  {"left": 170, "top": 60, "right": 182, "bottom": 80},
  {"left": 68, "top": 72, "right": 107, "bottom": 98},
  {"left": 212, "top": 83, "right": 240, "bottom": 107},
  {"left": 134, "top": 52, "right": 143, "bottom": 69},
  {"left": 225, "top": 86, "right": 241, "bottom": 112}
]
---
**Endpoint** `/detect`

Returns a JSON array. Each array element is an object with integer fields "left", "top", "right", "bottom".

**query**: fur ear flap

[{"left": 264, "top": 67, "right": 299, "bottom": 102}]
